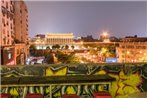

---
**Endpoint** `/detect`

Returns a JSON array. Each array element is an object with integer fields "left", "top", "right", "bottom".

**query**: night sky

[{"left": 26, "top": 1, "right": 147, "bottom": 39}]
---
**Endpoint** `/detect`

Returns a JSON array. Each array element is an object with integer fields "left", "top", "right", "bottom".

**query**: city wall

[{"left": 1, "top": 63, "right": 147, "bottom": 98}]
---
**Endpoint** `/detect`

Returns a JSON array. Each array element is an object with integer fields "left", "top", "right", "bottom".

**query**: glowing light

[
  {"left": 101, "top": 31, "right": 109, "bottom": 37},
  {"left": 127, "top": 51, "right": 130, "bottom": 54}
]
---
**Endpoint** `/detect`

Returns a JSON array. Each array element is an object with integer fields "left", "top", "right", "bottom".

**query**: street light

[
  {"left": 101, "top": 31, "right": 110, "bottom": 42},
  {"left": 102, "top": 32, "right": 108, "bottom": 37}
]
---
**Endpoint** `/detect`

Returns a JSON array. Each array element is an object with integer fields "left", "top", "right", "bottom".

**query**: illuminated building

[
  {"left": 46, "top": 33, "right": 74, "bottom": 45},
  {"left": 116, "top": 37, "right": 147, "bottom": 62},
  {"left": 32, "top": 33, "right": 74, "bottom": 49}
]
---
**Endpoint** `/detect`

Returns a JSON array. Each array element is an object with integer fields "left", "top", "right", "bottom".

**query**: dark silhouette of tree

[
  {"left": 71, "top": 45, "right": 75, "bottom": 50},
  {"left": 55, "top": 44, "right": 60, "bottom": 49},
  {"left": 52, "top": 44, "right": 60, "bottom": 49},
  {"left": 29, "top": 45, "right": 36, "bottom": 56},
  {"left": 65, "top": 45, "right": 69, "bottom": 50},
  {"left": 55, "top": 51, "right": 79, "bottom": 64},
  {"left": 45, "top": 52, "right": 54, "bottom": 64},
  {"left": 46, "top": 46, "right": 50, "bottom": 50}
]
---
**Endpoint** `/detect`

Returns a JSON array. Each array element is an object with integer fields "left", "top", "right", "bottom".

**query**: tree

[
  {"left": 100, "top": 47, "right": 116, "bottom": 62},
  {"left": 55, "top": 44, "right": 60, "bottom": 49},
  {"left": 65, "top": 45, "right": 69, "bottom": 50},
  {"left": 52, "top": 45, "right": 56, "bottom": 49},
  {"left": 89, "top": 49, "right": 98, "bottom": 55},
  {"left": 45, "top": 52, "right": 54, "bottom": 64},
  {"left": 100, "top": 47, "right": 109, "bottom": 62},
  {"left": 30, "top": 45, "right": 36, "bottom": 50},
  {"left": 46, "top": 46, "right": 50, "bottom": 50},
  {"left": 29, "top": 45, "right": 36, "bottom": 56},
  {"left": 52, "top": 44, "right": 60, "bottom": 50},
  {"left": 55, "top": 51, "right": 79, "bottom": 64},
  {"left": 71, "top": 45, "right": 75, "bottom": 50}
]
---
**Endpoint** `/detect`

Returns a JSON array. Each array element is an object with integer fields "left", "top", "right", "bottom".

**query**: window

[
  {"left": 10, "top": 1, "right": 13, "bottom": 5},
  {"left": 2, "top": 8, "right": 5, "bottom": 16},
  {"left": 3, "top": 29, "right": 5, "bottom": 34},
  {"left": 6, "top": 2, "right": 8, "bottom": 9},
  {"left": 7, "top": 31, "right": 9, "bottom": 36},
  {"left": 7, "top": 21, "right": 9, "bottom": 26},
  {"left": 2, "top": 18, "right": 5, "bottom": 26},
  {"left": 3, "top": 38, "right": 6, "bottom": 44},
  {"left": 25, "top": 8, "right": 27, "bottom": 12},
  {"left": 11, "top": 23, "right": 13, "bottom": 29},
  {"left": 7, "top": 40, "right": 9, "bottom": 44},
  {"left": 17, "top": 49, "right": 20, "bottom": 54},
  {"left": 7, "top": 12, "right": 9, "bottom": 18}
]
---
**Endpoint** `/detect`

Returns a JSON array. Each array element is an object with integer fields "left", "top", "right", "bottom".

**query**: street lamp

[
  {"left": 102, "top": 32, "right": 108, "bottom": 38},
  {"left": 101, "top": 31, "right": 110, "bottom": 42}
]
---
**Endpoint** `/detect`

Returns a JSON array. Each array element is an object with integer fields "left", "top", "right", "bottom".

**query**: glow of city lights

[
  {"left": 127, "top": 51, "right": 130, "bottom": 54},
  {"left": 80, "top": 41, "right": 83, "bottom": 45},
  {"left": 131, "top": 59, "right": 133, "bottom": 62},
  {"left": 102, "top": 31, "right": 108, "bottom": 37}
]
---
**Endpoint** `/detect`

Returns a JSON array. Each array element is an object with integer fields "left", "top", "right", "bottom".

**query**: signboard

[{"left": 105, "top": 58, "right": 118, "bottom": 63}]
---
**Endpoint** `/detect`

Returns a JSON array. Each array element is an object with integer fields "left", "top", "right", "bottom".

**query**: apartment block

[{"left": 116, "top": 37, "right": 147, "bottom": 62}]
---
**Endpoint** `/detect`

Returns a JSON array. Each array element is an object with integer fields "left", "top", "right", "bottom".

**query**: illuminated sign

[{"left": 105, "top": 58, "right": 118, "bottom": 63}]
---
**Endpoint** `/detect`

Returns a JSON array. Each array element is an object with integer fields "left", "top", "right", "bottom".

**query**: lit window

[{"left": 8, "top": 53, "right": 12, "bottom": 59}]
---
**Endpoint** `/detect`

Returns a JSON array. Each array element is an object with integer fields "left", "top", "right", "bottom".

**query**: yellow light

[
  {"left": 80, "top": 41, "right": 83, "bottom": 45},
  {"left": 127, "top": 51, "right": 130, "bottom": 54},
  {"left": 102, "top": 32, "right": 108, "bottom": 37}
]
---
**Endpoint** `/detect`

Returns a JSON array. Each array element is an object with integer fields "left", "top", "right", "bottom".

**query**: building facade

[
  {"left": 14, "top": 1, "right": 28, "bottom": 44},
  {"left": 32, "top": 33, "right": 74, "bottom": 49},
  {"left": 14, "top": 44, "right": 26, "bottom": 65},
  {"left": 14, "top": 1, "right": 29, "bottom": 64},
  {"left": 0, "top": 0, "right": 15, "bottom": 46},
  {"left": 1, "top": 0, "right": 15, "bottom": 65},
  {"left": 0, "top": 0, "right": 29, "bottom": 65},
  {"left": 116, "top": 37, "right": 147, "bottom": 62}
]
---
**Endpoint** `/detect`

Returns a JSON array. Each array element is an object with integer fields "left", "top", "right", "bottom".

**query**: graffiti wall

[{"left": 1, "top": 63, "right": 147, "bottom": 98}]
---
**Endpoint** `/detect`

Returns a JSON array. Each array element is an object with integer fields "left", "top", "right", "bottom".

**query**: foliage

[
  {"left": 55, "top": 51, "right": 80, "bottom": 64},
  {"left": 46, "top": 46, "right": 50, "bottom": 49},
  {"left": 65, "top": 45, "right": 69, "bottom": 50},
  {"left": 52, "top": 44, "right": 60, "bottom": 49},
  {"left": 81, "top": 57, "right": 93, "bottom": 63},
  {"left": 100, "top": 47, "right": 116, "bottom": 61},
  {"left": 89, "top": 49, "right": 98, "bottom": 55},
  {"left": 45, "top": 52, "right": 54, "bottom": 64},
  {"left": 30, "top": 45, "right": 36, "bottom": 50},
  {"left": 71, "top": 45, "right": 75, "bottom": 50},
  {"left": 29, "top": 45, "right": 37, "bottom": 56}
]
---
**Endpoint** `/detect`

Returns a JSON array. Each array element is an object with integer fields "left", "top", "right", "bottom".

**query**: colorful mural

[{"left": 1, "top": 63, "right": 147, "bottom": 98}]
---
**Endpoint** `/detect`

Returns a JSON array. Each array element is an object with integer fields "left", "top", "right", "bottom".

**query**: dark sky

[{"left": 26, "top": 1, "right": 147, "bottom": 38}]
